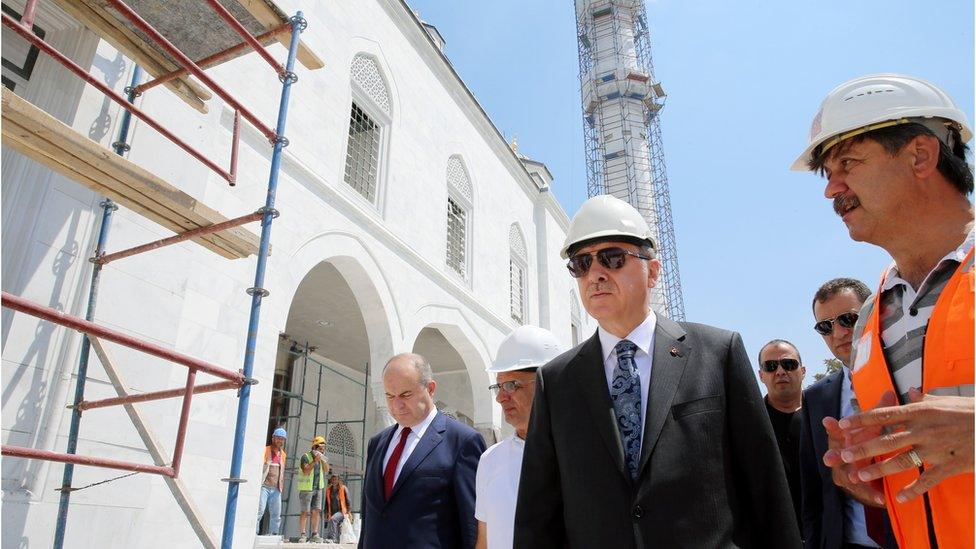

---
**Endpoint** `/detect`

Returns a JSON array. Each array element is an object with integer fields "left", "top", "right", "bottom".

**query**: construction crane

[{"left": 575, "top": 0, "right": 685, "bottom": 321}]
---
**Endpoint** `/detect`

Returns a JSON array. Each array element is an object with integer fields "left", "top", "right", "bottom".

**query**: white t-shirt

[{"left": 474, "top": 435, "right": 525, "bottom": 549}]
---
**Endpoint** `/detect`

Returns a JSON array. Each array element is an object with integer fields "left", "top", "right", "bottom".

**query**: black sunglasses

[
  {"left": 813, "top": 312, "right": 859, "bottom": 336},
  {"left": 567, "top": 247, "right": 651, "bottom": 278},
  {"left": 760, "top": 358, "right": 801, "bottom": 373}
]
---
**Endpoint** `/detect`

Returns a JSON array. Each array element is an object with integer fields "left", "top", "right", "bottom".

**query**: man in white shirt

[
  {"left": 475, "top": 326, "right": 563, "bottom": 549},
  {"left": 358, "top": 353, "right": 486, "bottom": 549}
]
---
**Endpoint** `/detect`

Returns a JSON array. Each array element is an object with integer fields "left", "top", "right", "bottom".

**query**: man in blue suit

[
  {"left": 359, "top": 353, "right": 486, "bottom": 549},
  {"left": 800, "top": 278, "right": 893, "bottom": 549}
]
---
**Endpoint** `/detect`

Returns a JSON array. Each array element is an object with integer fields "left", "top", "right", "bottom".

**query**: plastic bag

[{"left": 340, "top": 515, "right": 358, "bottom": 544}]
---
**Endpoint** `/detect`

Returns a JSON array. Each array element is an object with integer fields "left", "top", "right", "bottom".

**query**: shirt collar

[
  {"left": 395, "top": 406, "right": 438, "bottom": 439},
  {"left": 882, "top": 228, "right": 974, "bottom": 292},
  {"left": 598, "top": 310, "right": 657, "bottom": 362}
]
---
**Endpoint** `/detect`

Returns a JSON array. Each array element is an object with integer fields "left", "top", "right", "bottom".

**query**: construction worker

[
  {"left": 297, "top": 435, "right": 330, "bottom": 543},
  {"left": 257, "top": 427, "right": 287, "bottom": 536},
  {"left": 793, "top": 73, "right": 974, "bottom": 548},
  {"left": 475, "top": 325, "right": 563, "bottom": 549},
  {"left": 325, "top": 474, "right": 352, "bottom": 542}
]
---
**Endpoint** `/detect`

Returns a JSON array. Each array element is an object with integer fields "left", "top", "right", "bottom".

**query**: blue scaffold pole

[
  {"left": 220, "top": 12, "right": 304, "bottom": 549},
  {"left": 53, "top": 64, "right": 143, "bottom": 549}
]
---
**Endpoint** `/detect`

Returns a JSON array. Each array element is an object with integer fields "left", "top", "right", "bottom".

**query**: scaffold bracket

[{"left": 245, "top": 287, "right": 270, "bottom": 298}]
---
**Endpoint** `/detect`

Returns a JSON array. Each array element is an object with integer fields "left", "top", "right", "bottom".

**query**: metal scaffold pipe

[
  {"left": 219, "top": 12, "right": 305, "bottom": 549},
  {"left": 53, "top": 65, "right": 142, "bottom": 549}
]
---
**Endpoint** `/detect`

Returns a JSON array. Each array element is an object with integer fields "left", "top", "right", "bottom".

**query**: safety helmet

[
  {"left": 560, "top": 195, "right": 655, "bottom": 259},
  {"left": 312, "top": 435, "right": 326, "bottom": 447},
  {"left": 791, "top": 73, "right": 972, "bottom": 171},
  {"left": 272, "top": 427, "right": 287, "bottom": 439},
  {"left": 488, "top": 325, "right": 564, "bottom": 373}
]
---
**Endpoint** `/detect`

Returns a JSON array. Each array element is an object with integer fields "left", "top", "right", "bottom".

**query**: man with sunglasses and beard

[
  {"left": 794, "top": 74, "right": 973, "bottom": 549},
  {"left": 757, "top": 339, "right": 806, "bottom": 534},
  {"left": 514, "top": 195, "right": 799, "bottom": 548},
  {"left": 799, "top": 278, "right": 894, "bottom": 549}
]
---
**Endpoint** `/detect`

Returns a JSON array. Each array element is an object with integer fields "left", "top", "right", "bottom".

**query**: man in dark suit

[
  {"left": 359, "top": 353, "right": 486, "bottom": 549},
  {"left": 800, "top": 278, "right": 893, "bottom": 549},
  {"left": 514, "top": 195, "right": 800, "bottom": 548}
]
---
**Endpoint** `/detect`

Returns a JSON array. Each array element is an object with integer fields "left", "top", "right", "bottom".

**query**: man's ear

[
  {"left": 909, "top": 134, "right": 941, "bottom": 178},
  {"left": 647, "top": 258, "right": 662, "bottom": 289}
]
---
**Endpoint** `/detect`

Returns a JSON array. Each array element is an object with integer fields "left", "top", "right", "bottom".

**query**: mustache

[
  {"left": 586, "top": 283, "right": 614, "bottom": 296},
  {"left": 833, "top": 194, "right": 861, "bottom": 217}
]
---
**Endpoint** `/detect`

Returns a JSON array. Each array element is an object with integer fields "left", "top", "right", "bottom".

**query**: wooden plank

[
  {"left": 1, "top": 89, "right": 259, "bottom": 259},
  {"left": 50, "top": 0, "right": 212, "bottom": 113},
  {"left": 236, "top": 0, "right": 325, "bottom": 70}
]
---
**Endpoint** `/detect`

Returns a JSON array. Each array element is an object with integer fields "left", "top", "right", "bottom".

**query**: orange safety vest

[
  {"left": 325, "top": 484, "right": 348, "bottom": 516},
  {"left": 850, "top": 249, "right": 974, "bottom": 549}
]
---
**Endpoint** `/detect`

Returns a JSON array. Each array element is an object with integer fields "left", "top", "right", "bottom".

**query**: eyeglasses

[
  {"left": 760, "top": 358, "right": 801, "bottom": 373},
  {"left": 566, "top": 247, "right": 651, "bottom": 278},
  {"left": 488, "top": 379, "right": 536, "bottom": 396},
  {"left": 813, "top": 312, "right": 859, "bottom": 336}
]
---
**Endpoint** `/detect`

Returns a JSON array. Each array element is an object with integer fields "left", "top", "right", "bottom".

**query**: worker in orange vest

[{"left": 792, "top": 73, "right": 974, "bottom": 549}]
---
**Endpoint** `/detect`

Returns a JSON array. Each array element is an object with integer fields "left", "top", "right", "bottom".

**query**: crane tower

[{"left": 575, "top": 0, "right": 685, "bottom": 320}]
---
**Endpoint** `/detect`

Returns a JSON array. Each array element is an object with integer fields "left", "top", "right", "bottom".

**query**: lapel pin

[{"left": 669, "top": 347, "right": 682, "bottom": 358}]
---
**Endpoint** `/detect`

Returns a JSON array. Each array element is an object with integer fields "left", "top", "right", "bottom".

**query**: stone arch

[{"left": 400, "top": 305, "right": 493, "bottom": 428}]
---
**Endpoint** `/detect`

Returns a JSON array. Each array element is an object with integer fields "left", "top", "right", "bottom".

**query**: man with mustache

[
  {"left": 793, "top": 74, "right": 974, "bottom": 549},
  {"left": 514, "top": 195, "right": 800, "bottom": 548}
]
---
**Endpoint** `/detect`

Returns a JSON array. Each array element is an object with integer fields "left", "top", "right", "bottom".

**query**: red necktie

[
  {"left": 383, "top": 427, "right": 411, "bottom": 500},
  {"left": 864, "top": 504, "right": 887, "bottom": 546}
]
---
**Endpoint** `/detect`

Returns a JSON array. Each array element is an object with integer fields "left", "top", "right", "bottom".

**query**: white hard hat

[
  {"left": 489, "top": 325, "right": 563, "bottom": 373},
  {"left": 560, "top": 195, "right": 655, "bottom": 259},
  {"left": 791, "top": 73, "right": 972, "bottom": 171}
]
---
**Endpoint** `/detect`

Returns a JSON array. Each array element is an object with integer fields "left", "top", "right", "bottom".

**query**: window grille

[
  {"left": 343, "top": 102, "right": 380, "bottom": 201},
  {"left": 326, "top": 423, "right": 357, "bottom": 458},
  {"left": 510, "top": 260, "right": 525, "bottom": 324},
  {"left": 509, "top": 224, "right": 527, "bottom": 324},
  {"left": 446, "top": 197, "right": 467, "bottom": 277},
  {"left": 350, "top": 55, "right": 390, "bottom": 114}
]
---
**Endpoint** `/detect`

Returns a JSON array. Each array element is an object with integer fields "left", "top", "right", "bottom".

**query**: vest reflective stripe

[
  {"left": 851, "top": 249, "right": 974, "bottom": 549},
  {"left": 296, "top": 451, "right": 326, "bottom": 491},
  {"left": 927, "top": 384, "right": 975, "bottom": 397}
]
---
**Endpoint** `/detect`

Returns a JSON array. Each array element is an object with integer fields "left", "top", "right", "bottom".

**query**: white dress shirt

[
  {"left": 474, "top": 435, "right": 525, "bottom": 549},
  {"left": 598, "top": 311, "right": 657, "bottom": 453},
  {"left": 382, "top": 407, "right": 438, "bottom": 485}
]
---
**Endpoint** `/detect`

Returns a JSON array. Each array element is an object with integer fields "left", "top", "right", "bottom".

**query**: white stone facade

[{"left": 0, "top": 0, "right": 591, "bottom": 547}]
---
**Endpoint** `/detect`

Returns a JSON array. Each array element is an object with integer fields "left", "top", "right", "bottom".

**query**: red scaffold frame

[{"left": 0, "top": 291, "right": 246, "bottom": 478}]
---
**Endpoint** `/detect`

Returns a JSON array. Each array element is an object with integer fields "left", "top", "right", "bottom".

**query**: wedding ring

[{"left": 907, "top": 449, "right": 923, "bottom": 468}]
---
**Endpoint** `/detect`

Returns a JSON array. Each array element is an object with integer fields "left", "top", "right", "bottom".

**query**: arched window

[
  {"left": 446, "top": 156, "right": 472, "bottom": 280},
  {"left": 343, "top": 54, "right": 391, "bottom": 205},
  {"left": 326, "top": 423, "right": 357, "bottom": 458},
  {"left": 509, "top": 224, "right": 528, "bottom": 324}
]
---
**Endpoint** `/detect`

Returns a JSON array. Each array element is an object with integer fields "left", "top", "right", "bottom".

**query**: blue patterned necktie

[{"left": 610, "top": 339, "right": 642, "bottom": 481}]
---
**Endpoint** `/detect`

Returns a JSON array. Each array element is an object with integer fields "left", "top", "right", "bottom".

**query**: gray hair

[{"left": 384, "top": 352, "right": 433, "bottom": 386}]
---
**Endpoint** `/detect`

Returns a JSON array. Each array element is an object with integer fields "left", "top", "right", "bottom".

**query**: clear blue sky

[{"left": 408, "top": 0, "right": 974, "bottom": 386}]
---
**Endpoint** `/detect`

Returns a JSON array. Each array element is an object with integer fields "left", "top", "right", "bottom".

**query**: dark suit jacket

[
  {"left": 514, "top": 318, "right": 801, "bottom": 548},
  {"left": 358, "top": 411, "right": 486, "bottom": 549},
  {"left": 799, "top": 371, "right": 895, "bottom": 549}
]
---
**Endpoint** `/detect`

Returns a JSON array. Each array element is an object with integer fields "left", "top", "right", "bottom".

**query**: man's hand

[
  {"left": 830, "top": 389, "right": 974, "bottom": 503},
  {"left": 822, "top": 409, "right": 887, "bottom": 507}
]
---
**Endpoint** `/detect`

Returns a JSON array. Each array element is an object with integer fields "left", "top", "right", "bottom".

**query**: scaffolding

[
  {"left": 0, "top": 1, "right": 322, "bottom": 548},
  {"left": 265, "top": 338, "right": 369, "bottom": 535},
  {"left": 575, "top": 0, "right": 686, "bottom": 321}
]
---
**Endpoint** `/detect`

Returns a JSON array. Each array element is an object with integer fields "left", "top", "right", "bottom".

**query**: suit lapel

[
  {"left": 387, "top": 412, "right": 446, "bottom": 503},
  {"left": 637, "top": 316, "right": 688, "bottom": 478},
  {"left": 573, "top": 332, "right": 627, "bottom": 479},
  {"left": 373, "top": 426, "right": 398, "bottom": 502},
  {"left": 828, "top": 370, "right": 843, "bottom": 418}
]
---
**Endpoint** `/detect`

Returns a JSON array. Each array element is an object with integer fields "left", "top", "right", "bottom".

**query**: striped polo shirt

[{"left": 864, "top": 230, "right": 973, "bottom": 403}]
